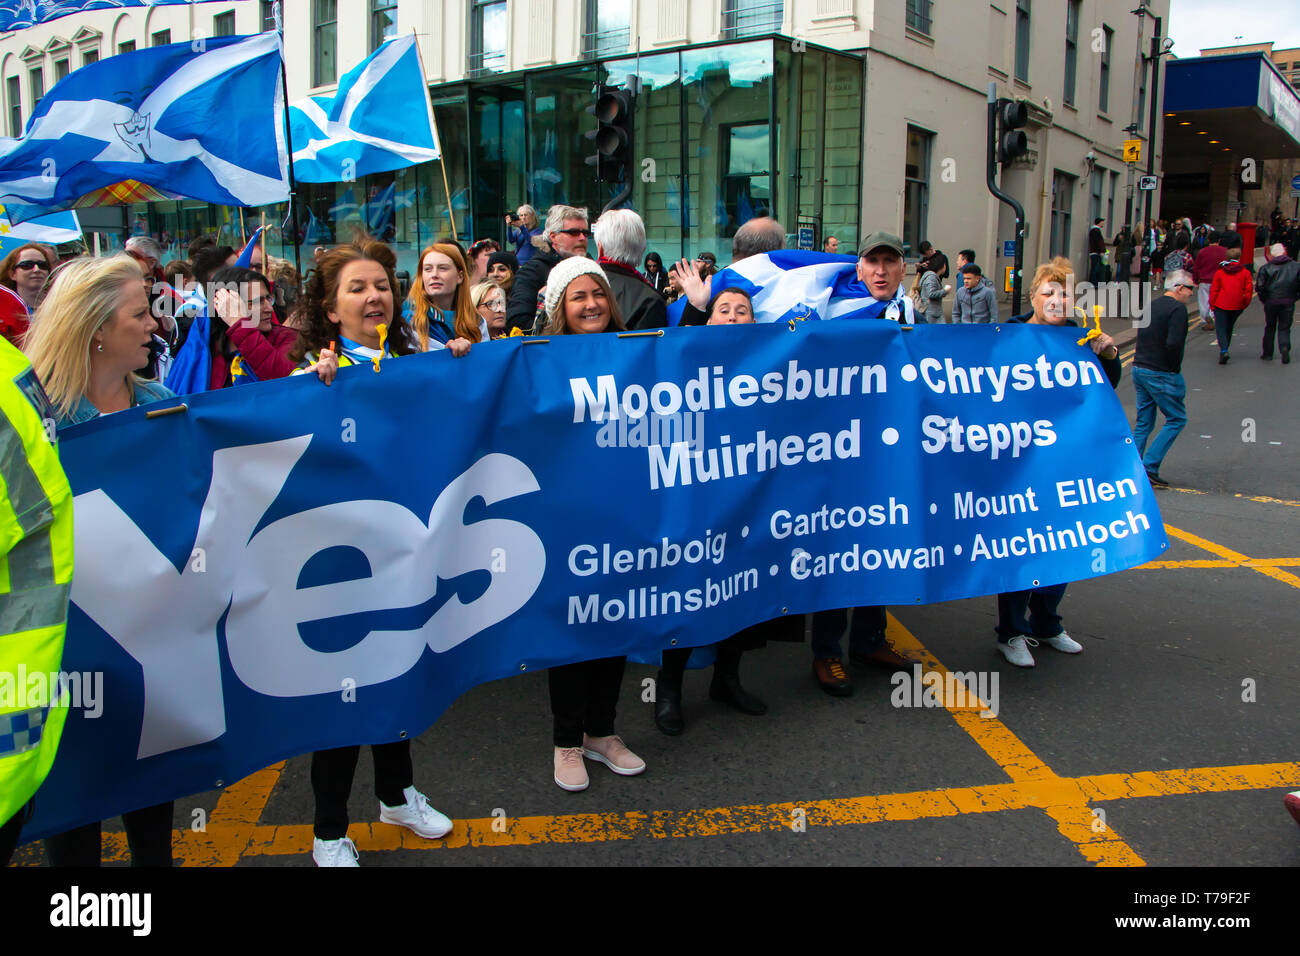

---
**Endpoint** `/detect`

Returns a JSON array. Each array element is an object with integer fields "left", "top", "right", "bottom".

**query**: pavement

[{"left": 10, "top": 294, "right": 1298, "bottom": 869}]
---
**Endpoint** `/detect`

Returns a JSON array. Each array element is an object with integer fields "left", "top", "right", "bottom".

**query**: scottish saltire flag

[
  {"left": 290, "top": 34, "right": 440, "bottom": 183},
  {"left": 164, "top": 289, "right": 211, "bottom": 395},
  {"left": 0, "top": 32, "right": 287, "bottom": 224},
  {"left": 668, "top": 250, "right": 917, "bottom": 326},
  {"left": 0, "top": 1, "right": 230, "bottom": 31},
  {"left": 0, "top": 205, "right": 80, "bottom": 255}
]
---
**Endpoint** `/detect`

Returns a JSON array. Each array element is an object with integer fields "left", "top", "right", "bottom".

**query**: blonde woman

[
  {"left": 470, "top": 280, "right": 509, "bottom": 338},
  {"left": 537, "top": 257, "right": 639, "bottom": 792},
  {"left": 21, "top": 254, "right": 177, "bottom": 865},
  {"left": 402, "top": 242, "right": 486, "bottom": 351},
  {"left": 505, "top": 204, "right": 542, "bottom": 265}
]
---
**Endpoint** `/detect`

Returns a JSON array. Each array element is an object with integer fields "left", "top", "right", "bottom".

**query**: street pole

[
  {"left": 1140, "top": 14, "right": 1162, "bottom": 285},
  {"left": 1123, "top": 0, "right": 1149, "bottom": 239}
]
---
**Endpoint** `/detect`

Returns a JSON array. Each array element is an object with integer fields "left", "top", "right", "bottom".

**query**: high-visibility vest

[{"left": 0, "top": 336, "right": 73, "bottom": 828}]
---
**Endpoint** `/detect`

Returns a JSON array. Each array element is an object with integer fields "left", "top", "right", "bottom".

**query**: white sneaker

[
  {"left": 379, "top": 786, "right": 453, "bottom": 839},
  {"left": 313, "top": 836, "right": 359, "bottom": 867},
  {"left": 1042, "top": 631, "right": 1083, "bottom": 654},
  {"left": 997, "top": 636, "right": 1038, "bottom": 668}
]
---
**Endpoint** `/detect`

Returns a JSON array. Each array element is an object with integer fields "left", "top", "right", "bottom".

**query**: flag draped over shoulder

[
  {"left": 289, "top": 34, "right": 441, "bottom": 183},
  {"left": 0, "top": 1, "right": 227, "bottom": 31},
  {"left": 0, "top": 33, "right": 287, "bottom": 224},
  {"left": 668, "top": 250, "right": 917, "bottom": 326}
]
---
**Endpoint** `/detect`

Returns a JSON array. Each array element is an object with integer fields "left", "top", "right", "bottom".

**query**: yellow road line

[
  {"left": 1234, "top": 493, "right": 1300, "bottom": 508},
  {"left": 1136, "top": 557, "right": 1300, "bottom": 570},
  {"left": 185, "top": 761, "right": 286, "bottom": 867},
  {"left": 68, "top": 760, "right": 1297, "bottom": 863},
  {"left": 1164, "top": 524, "right": 1300, "bottom": 590}
]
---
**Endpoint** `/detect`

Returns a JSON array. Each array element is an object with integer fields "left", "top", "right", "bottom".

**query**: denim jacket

[{"left": 57, "top": 378, "right": 176, "bottom": 429}]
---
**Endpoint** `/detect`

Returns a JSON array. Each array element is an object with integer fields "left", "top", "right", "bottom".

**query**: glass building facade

[{"left": 119, "top": 38, "right": 862, "bottom": 280}]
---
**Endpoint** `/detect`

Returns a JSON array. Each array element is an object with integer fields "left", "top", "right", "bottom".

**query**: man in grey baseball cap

[{"left": 855, "top": 231, "right": 912, "bottom": 309}]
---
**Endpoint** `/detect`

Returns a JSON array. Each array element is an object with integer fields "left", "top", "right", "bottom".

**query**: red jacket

[
  {"left": 208, "top": 320, "right": 299, "bottom": 389},
  {"left": 1209, "top": 261, "right": 1253, "bottom": 312},
  {"left": 0, "top": 286, "right": 29, "bottom": 347}
]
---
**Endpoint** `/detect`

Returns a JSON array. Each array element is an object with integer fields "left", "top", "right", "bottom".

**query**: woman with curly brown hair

[
  {"left": 0, "top": 243, "right": 56, "bottom": 344},
  {"left": 401, "top": 242, "right": 485, "bottom": 352}
]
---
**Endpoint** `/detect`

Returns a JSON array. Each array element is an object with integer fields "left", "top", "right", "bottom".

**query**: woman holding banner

[
  {"left": 539, "top": 257, "right": 647, "bottom": 791},
  {"left": 403, "top": 242, "right": 487, "bottom": 352},
  {"left": 22, "top": 254, "right": 178, "bottom": 865},
  {"left": 287, "top": 241, "right": 461, "bottom": 865},
  {"left": 996, "top": 257, "right": 1120, "bottom": 668}
]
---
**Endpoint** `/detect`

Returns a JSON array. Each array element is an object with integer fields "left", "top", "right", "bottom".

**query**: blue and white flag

[
  {"left": 233, "top": 226, "right": 265, "bottom": 268},
  {"left": 0, "top": 33, "right": 287, "bottom": 224},
  {"left": 669, "top": 250, "right": 916, "bottom": 326},
  {"left": 0, "top": 205, "right": 80, "bottom": 255},
  {"left": 290, "top": 34, "right": 440, "bottom": 183},
  {"left": 0, "top": 0, "right": 229, "bottom": 31}
]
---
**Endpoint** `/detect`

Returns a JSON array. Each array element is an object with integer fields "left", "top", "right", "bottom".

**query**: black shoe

[
  {"left": 653, "top": 669, "right": 684, "bottom": 736},
  {"left": 1284, "top": 350, "right": 1292, "bottom": 365},
  {"left": 1262, "top": 353, "right": 1273, "bottom": 360},
  {"left": 1146, "top": 471, "right": 1169, "bottom": 488},
  {"left": 1219, "top": 351, "right": 1229, "bottom": 365},
  {"left": 709, "top": 674, "right": 767, "bottom": 715}
]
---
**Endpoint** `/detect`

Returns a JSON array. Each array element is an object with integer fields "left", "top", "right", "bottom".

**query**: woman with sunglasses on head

[
  {"left": 994, "top": 257, "right": 1120, "bottom": 670},
  {"left": 470, "top": 281, "right": 510, "bottom": 339},
  {"left": 0, "top": 243, "right": 57, "bottom": 345},
  {"left": 22, "top": 254, "right": 177, "bottom": 865},
  {"left": 467, "top": 238, "right": 500, "bottom": 286},
  {"left": 403, "top": 242, "right": 487, "bottom": 353},
  {"left": 536, "top": 257, "right": 646, "bottom": 792}
]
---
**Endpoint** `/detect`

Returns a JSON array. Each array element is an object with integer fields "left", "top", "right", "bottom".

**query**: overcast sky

[{"left": 1167, "top": 0, "right": 1300, "bottom": 57}]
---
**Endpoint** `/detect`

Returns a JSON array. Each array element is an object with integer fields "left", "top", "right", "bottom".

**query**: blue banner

[{"left": 24, "top": 322, "right": 1167, "bottom": 841}]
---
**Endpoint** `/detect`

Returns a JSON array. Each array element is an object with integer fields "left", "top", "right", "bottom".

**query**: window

[
  {"left": 54, "top": 59, "right": 69, "bottom": 83},
  {"left": 1089, "top": 168, "right": 1103, "bottom": 226},
  {"left": 584, "top": 0, "right": 631, "bottom": 58},
  {"left": 83, "top": 48, "right": 99, "bottom": 67},
  {"left": 906, "top": 0, "right": 932, "bottom": 36},
  {"left": 1014, "top": 0, "right": 1030, "bottom": 83},
  {"left": 1050, "top": 170, "right": 1075, "bottom": 258},
  {"left": 29, "top": 67, "right": 43, "bottom": 111},
  {"left": 1107, "top": 169, "right": 1119, "bottom": 230},
  {"left": 118, "top": 41, "right": 136, "bottom": 55},
  {"left": 722, "top": 0, "right": 783, "bottom": 40},
  {"left": 313, "top": 0, "right": 337, "bottom": 87},
  {"left": 470, "top": 0, "right": 507, "bottom": 77},
  {"left": 213, "top": 12, "right": 236, "bottom": 37},
  {"left": 1063, "top": 0, "right": 1079, "bottom": 106},
  {"left": 903, "top": 125, "right": 933, "bottom": 256},
  {"left": 1099, "top": 25, "right": 1112, "bottom": 113},
  {"left": 721, "top": 121, "right": 771, "bottom": 236},
  {"left": 7, "top": 76, "right": 22, "bottom": 137},
  {"left": 151, "top": 30, "right": 171, "bottom": 47},
  {"left": 262, "top": 1, "right": 281, "bottom": 32},
  {"left": 371, "top": 0, "right": 398, "bottom": 51}
]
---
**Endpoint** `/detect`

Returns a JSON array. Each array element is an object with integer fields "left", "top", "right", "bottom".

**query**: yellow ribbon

[
  {"left": 373, "top": 324, "right": 387, "bottom": 372},
  {"left": 1075, "top": 305, "right": 1103, "bottom": 346}
]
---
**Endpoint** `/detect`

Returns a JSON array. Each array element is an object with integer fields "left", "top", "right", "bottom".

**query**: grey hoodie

[{"left": 952, "top": 275, "right": 999, "bottom": 324}]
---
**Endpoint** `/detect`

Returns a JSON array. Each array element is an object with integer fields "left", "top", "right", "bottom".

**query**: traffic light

[
  {"left": 995, "top": 98, "right": 1029, "bottom": 165},
  {"left": 585, "top": 83, "right": 635, "bottom": 185}
]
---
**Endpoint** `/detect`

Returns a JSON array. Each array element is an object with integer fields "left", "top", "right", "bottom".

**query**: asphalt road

[{"left": 10, "top": 295, "right": 1298, "bottom": 869}]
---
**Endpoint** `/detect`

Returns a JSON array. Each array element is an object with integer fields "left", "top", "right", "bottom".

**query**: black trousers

[
  {"left": 45, "top": 801, "right": 175, "bottom": 867},
  {"left": 548, "top": 656, "right": 626, "bottom": 748},
  {"left": 311, "top": 740, "right": 412, "bottom": 841},
  {"left": 811, "top": 606, "right": 887, "bottom": 660},
  {"left": 0, "top": 802, "right": 30, "bottom": 867},
  {"left": 1262, "top": 302, "right": 1294, "bottom": 357},
  {"left": 660, "top": 632, "right": 747, "bottom": 686}
]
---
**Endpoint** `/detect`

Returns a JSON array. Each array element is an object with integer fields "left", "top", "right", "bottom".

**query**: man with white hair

[
  {"left": 1131, "top": 269, "right": 1195, "bottom": 486},
  {"left": 592, "top": 209, "right": 666, "bottom": 330},
  {"left": 1254, "top": 242, "right": 1299, "bottom": 363},
  {"left": 506, "top": 204, "right": 590, "bottom": 334}
]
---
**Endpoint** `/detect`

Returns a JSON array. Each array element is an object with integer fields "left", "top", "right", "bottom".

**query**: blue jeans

[
  {"left": 996, "top": 584, "right": 1068, "bottom": 641},
  {"left": 1214, "top": 308, "right": 1243, "bottom": 353},
  {"left": 1131, "top": 367, "right": 1187, "bottom": 475}
]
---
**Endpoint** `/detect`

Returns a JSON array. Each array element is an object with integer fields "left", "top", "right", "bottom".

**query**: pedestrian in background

[
  {"left": 1209, "top": 237, "right": 1252, "bottom": 364},
  {"left": 1255, "top": 242, "right": 1298, "bottom": 364},
  {"left": 952, "top": 263, "right": 998, "bottom": 323},
  {"left": 1132, "top": 269, "right": 1194, "bottom": 487},
  {"left": 914, "top": 259, "right": 947, "bottom": 324},
  {"left": 1193, "top": 230, "right": 1228, "bottom": 330},
  {"left": 592, "top": 209, "right": 667, "bottom": 330},
  {"left": 505, "top": 205, "right": 542, "bottom": 265}
]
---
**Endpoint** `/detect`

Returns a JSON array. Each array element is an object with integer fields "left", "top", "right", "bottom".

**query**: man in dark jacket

[
  {"left": 592, "top": 209, "right": 667, "bottom": 330},
  {"left": 1254, "top": 243, "right": 1299, "bottom": 363},
  {"left": 506, "top": 204, "right": 590, "bottom": 334},
  {"left": 1088, "top": 218, "right": 1106, "bottom": 284},
  {"left": 1132, "top": 269, "right": 1195, "bottom": 485}
]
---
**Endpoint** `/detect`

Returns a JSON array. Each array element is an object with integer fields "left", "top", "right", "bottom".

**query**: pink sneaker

[
  {"left": 553, "top": 746, "right": 589, "bottom": 791},
  {"left": 1285, "top": 791, "right": 1300, "bottom": 831},
  {"left": 582, "top": 734, "right": 646, "bottom": 776}
]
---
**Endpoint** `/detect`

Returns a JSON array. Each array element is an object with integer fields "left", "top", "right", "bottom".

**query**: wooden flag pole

[
  {"left": 260, "top": 210, "right": 267, "bottom": 269},
  {"left": 409, "top": 31, "right": 457, "bottom": 239}
]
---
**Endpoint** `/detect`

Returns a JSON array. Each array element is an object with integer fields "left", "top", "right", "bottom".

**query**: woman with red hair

[{"left": 402, "top": 242, "right": 487, "bottom": 351}]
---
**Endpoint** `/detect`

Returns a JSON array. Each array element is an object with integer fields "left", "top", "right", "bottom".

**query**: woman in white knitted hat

[{"left": 539, "top": 258, "right": 643, "bottom": 792}]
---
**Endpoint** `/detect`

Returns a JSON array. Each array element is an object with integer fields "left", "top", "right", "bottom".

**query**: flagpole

[
  {"left": 260, "top": 209, "right": 267, "bottom": 270},
  {"left": 409, "top": 31, "right": 457, "bottom": 239},
  {"left": 277, "top": 33, "right": 303, "bottom": 279}
]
